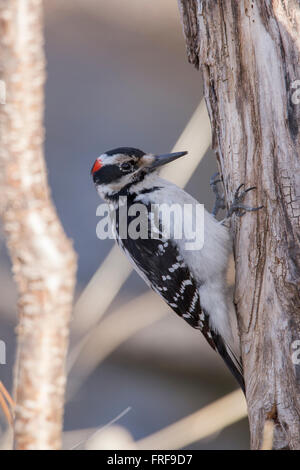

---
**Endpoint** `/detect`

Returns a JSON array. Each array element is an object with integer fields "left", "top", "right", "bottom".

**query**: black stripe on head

[
  {"left": 105, "top": 147, "right": 146, "bottom": 159},
  {"left": 93, "top": 164, "right": 123, "bottom": 185}
]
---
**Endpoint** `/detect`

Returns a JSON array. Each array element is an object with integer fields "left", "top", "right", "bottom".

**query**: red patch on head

[{"left": 91, "top": 159, "right": 102, "bottom": 174}]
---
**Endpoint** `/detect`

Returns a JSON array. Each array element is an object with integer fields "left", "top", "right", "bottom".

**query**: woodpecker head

[{"left": 91, "top": 147, "right": 187, "bottom": 199}]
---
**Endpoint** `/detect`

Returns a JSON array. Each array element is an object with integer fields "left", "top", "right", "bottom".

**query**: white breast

[{"left": 134, "top": 176, "right": 238, "bottom": 351}]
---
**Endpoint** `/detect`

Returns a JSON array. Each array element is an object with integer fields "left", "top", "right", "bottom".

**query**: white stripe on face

[
  {"left": 97, "top": 153, "right": 132, "bottom": 167},
  {"left": 97, "top": 152, "right": 156, "bottom": 169}
]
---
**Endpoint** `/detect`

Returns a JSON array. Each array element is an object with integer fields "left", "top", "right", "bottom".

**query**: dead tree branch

[
  {"left": 0, "top": 0, "right": 77, "bottom": 449},
  {"left": 178, "top": 0, "right": 300, "bottom": 449}
]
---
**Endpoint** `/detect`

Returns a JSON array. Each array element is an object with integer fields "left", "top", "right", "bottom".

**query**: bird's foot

[
  {"left": 227, "top": 184, "right": 263, "bottom": 217},
  {"left": 210, "top": 172, "right": 226, "bottom": 217}
]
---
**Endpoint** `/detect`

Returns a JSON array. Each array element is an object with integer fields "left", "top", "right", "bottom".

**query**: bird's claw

[
  {"left": 210, "top": 172, "right": 226, "bottom": 217},
  {"left": 210, "top": 172, "right": 222, "bottom": 187},
  {"left": 227, "top": 185, "right": 263, "bottom": 217}
]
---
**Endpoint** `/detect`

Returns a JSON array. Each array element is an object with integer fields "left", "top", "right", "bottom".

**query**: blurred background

[{"left": 0, "top": 0, "right": 249, "bottom": 449}]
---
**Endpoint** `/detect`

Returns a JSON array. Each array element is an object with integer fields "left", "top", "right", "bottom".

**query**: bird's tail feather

[{"left": 211, "top": 330, "right": 245, "bottom": 394}]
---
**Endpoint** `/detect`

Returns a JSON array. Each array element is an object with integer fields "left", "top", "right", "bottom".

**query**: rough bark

[
  {"left": 178, "top": 0, "right": 300, "bottom": 450},
  {"left": 0, "top": 0, "right": 77, "bottom": 449}
]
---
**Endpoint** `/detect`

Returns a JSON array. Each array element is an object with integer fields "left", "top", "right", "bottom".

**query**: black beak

[{"left": 149, "top": 151, "right": 188, "bottom": 170}]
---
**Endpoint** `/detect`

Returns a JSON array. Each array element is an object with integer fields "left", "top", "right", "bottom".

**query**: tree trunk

[
  {"left": 178, "top": 0, "right": 300, "bottom": 450},
  {"left": 0, "top": 0, "right": 77, "bottom": 449}
]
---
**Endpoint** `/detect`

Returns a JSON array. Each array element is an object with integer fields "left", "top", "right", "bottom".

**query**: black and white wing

[{"left": 116, "top": 220, "right": 244, "bottom": 391}]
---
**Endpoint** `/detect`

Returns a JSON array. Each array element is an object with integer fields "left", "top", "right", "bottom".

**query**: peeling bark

[
  {"left": 178, "top": 0, "right": 300, "bottom": 449},
  {"left": 0, "top": 0, "right": 77, "bottom": 449}
]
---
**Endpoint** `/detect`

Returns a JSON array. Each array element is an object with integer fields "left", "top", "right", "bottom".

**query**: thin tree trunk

[
  {"left": 178, "top": 0, "right": 300, "bottom": 450},
  {"left": 0, "top": 0, "right": 77, "bottom": 449}
]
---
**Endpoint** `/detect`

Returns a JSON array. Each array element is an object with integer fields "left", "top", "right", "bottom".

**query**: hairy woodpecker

[{"left": 91, "top": 147, "right": 260, "bottom": 392}]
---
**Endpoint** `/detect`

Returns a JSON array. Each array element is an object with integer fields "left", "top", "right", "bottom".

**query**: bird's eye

[{"left": 121, "top": 162, "right": 133, "bottom": 171}]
